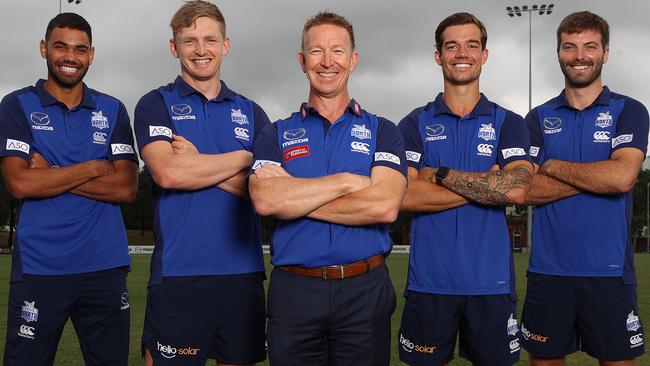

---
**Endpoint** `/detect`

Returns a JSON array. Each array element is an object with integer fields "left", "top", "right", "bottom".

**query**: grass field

[{"left": 0, "top": 253, "right": 647, "bottom": 365}]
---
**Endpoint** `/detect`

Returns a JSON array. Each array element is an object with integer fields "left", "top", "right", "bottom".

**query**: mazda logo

[
  {"left": 425, "top": 124, "right": 445, "bottom": 137},
  {"left": 543, "top": 117, "right": 562, "bottom": 130},
  {"left": 30, "top": 112, "right": 50, "bottom": 125},
  {"left": 283, "top": 128, "right": 306, "bottom": 140},
  {"left": 171, "top": 104, "right": 192, "bottom": 115}
]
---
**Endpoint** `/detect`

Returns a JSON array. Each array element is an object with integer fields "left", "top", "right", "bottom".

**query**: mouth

[
  {"left": 317, "top": 71, "right": 338, "bottom": 79},
  {"left": 57, "top": 64, "right": 80, "bottom": 76},
  {"left": 569, "top": 63, "right": 592, "bottom": 71},
  {"left": 192, "top": 58, "right": 212, "bottom": 66},
  {"left": 453, "top": 63, "right": 472, "bottom": 69}
]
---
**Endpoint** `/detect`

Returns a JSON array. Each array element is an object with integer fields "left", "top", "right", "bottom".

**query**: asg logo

[
  {"left": 477, "top": 144, "right": 493, "bottom": 156},
  {"left": 375, "top": 152, "right": 401, "bottom": 165},
  {"left": 630, "top": 334, "right": 644, "bottom": 348},
  {"left": 6, "top": 139, "right": 30, "bottom": 154},
  {"left": 406, "top": 151, "right": 421, "bottom": 163},
  {"left": 157, "top": 341, "right": 200, "bottom": 359},
  {"left": 283, "top": 128, "right": 306, "bottom": 140},
  {"left": 502, "top": 147, "right": 526, "bottom": 159},
  {"left": 18, "top": 325, "right": 35, "bottom": 340},
  {"left": 171, "top": 104, "right": 192, "bottom": 115},
  {"left": 93, "top": 132, "right": 107, "bottom": 145},
  {"left": 30, "top": 112, "right": 54, "bottom": 131},
  {"left": 149, "top": 126, "right": 172, "bottom": 138},
  {"left": 252, "top": 160, "right": 281, "bottom": 170},
  {"left": 612, "top": 134, "right": 633, "bottom": 148},
  {"left": 425, "top": 124, "right": 446, "bottom": 141},
  {"left": 111, "top": 144, "right": 134, "bottom": 155},
  {"left": 234, "top": 127, "right": 249, "bottom": 141},
  {"left": 351, "top": 141, "right": 370, "bottom": 154},
  {"left": 529, "top": 146, "right": 540, "bottom": 157},
  {"left": 593, "top": 131, "right": 610, "bottom": 143},
  {"left": 543, "top": 117, "right": 562, "bottom": 134}
]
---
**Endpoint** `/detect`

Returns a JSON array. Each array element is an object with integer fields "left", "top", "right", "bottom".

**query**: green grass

[{"left": 0, "top": 253, "right": 647, "bottom": 365}]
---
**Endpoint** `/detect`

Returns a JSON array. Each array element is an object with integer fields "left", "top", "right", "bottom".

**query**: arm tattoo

[{"left": 443, "top": 165, "right": 532, "bottom": 205}]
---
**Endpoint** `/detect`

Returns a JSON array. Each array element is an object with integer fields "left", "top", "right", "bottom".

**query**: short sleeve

[
  {"left": 398, "top": 107, "right": 425, "bottom": 169},
  {"left": 251, "top": 122, "right": 282, "bottom": 171},
  {"left": 374, "top": 117, "right": 407, "bottom": 177},
  {"left": 525, "top": 108, "right": 544, "bottom": 165},
  {"left": 134, "top": 90, "right": 174, "bottom": 153},
  {"left": 0, "top": 92, "right": 32, "bottom": 161},
  {"left": 108, "top": 100, "right": 138, "bottom": 162},
  {"left": 611, "top": 97, "right": 649, "bottom": 155},
  {"left": 252, "top": 101, "right": 271, "bottom": 149},
  {"left": 498, "top": 110, "right": 532, "bottom": 168}
]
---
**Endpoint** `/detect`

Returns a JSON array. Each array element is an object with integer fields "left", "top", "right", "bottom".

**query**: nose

[
  {"left": 195, "top": 40, "right": 207, "bottom": 55},
  {"left": 320, "top": 50, "right": 334, "bottom": 67}
]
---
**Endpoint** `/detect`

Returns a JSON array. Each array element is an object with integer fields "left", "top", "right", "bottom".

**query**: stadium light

[
  {"left": 505, "top": 4, "right": 554, "bottom": 250},
  {"left": 59, "top": 0, "right": 82, "bottom": 14}
]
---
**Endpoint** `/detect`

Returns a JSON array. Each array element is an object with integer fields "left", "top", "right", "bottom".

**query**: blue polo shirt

[
  {"left": 526, "top": 87, "right": 649, "bottom": 284},
  {"left": 251, "top": 100, "right": 407, "bottom": 267},
  {"left": 134, "top": 76, "right": 269, "bottom": 284},
  {"left": 0, "top": 79, "right": 137, "bottom": 280},
  {"left": 399, "top": 94, "right": 531, "bottom": 295}
]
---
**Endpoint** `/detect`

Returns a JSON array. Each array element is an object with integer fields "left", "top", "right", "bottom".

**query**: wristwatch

[{"left": 435, "top": 166, "right": 450, "bottom": 185}]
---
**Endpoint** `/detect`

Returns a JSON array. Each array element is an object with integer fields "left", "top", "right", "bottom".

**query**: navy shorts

[
  {"left": 3, "top": 267, "right": 130, "bottom": 366},
  {"left": 142, "top": 272, "right": 266, "bottom": 365},
  {"left": 267, "top": 264, "right": 396, "bottom": 366},
  {"left": 521, "top": 272, "right": 645, "bottom": 361},
  {"left": 398, "top": 291, "right": 520, "bottom": 366}
]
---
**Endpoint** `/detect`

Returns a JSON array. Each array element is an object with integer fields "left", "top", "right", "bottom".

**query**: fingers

[{"left": 254, "top": 164, "right": 291, "bottom": 178}]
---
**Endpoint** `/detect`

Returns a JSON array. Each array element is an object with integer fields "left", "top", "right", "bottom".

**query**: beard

[
  {"left": 46, "top": 59, "right": 88, "bottom": 89},
  {"left": 560, "top": 59, "right": 604, "bottom": 89}
]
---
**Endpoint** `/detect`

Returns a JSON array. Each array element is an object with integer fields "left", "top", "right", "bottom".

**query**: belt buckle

[{"left": 323, "top": 265, "right": 344, "bottom": 280}]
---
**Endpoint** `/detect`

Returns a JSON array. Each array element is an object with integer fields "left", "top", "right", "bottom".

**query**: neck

[
  {"left": 563, "top": 79, "right": 603, "bottom": 111},
  {"left": 181, "top": 73, "right": 222, "bottom": 100},
  {"left": 307, "top": 90, "right": 351, "bottom": 123},
  {"left": 44, "top": 79, "right": 84, "bottom": 109},
  {"left": 441, "top": 80, "right": 481, "bottom": 117}
]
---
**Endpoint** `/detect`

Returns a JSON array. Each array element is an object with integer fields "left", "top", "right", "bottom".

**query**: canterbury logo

[
  {"left": 351, "top": 141, "right": 370, "bottom": 153},
  {"left": 593, "top": 131, "right": 610, "bottom": 141},
  {"left": 477, "top": 144, "right": 493, "bottom": 155}
]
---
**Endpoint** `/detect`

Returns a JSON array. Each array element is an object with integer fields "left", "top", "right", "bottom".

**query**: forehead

[
  {"left": 48, "top": 27, "right": 90, "bottom": 45},
  {"left": 559, "top": 30, "right": 603, "bottom": 45},
  {"left": 303, "top": 24, "right": 352, "bottom": 48},
  {"left": 176, "top": 16, "right": 224, "bottom": 38},
  {"left": 441, "top": 23, "right": 482, "bottom": 43}
]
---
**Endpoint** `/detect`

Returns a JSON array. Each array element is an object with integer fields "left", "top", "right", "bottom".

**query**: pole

[{"left": 526, "top": 10, "right": 533, "bottom": 252}]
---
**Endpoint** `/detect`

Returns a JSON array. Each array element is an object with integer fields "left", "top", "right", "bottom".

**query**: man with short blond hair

[{"left": 135, "top": 1, "right": 269, "bottom": 365}]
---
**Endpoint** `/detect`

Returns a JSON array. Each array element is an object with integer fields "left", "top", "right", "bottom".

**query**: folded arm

[
  {"left": 523, "top": 163, "right": 581, "bottom": 205},
  {"left": 141, "top": 135, "right": 251, "bottom": 191},
  {"left": 249, "top": 164, "right": 370, "bottom": 220},
  {"left": 401, "top": 166, "right": 468, "bottom": 212},
  {"left": 70, "top": 159, "right": 138, "bottom": 203},
  {"left": 307, "top": 166, "right": 407, "bottom": 225}
]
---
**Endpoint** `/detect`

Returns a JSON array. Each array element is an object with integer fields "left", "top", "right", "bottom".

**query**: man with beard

[
  {"left": 521, "top": 11, "right": 647, "bottom": 365},
  {"left": 397, "top": 12, "right": 533, "bottom": 365},
  {"left": 134, "top": 1, "right": 269, "bottom": 365},
  {"left": 0, "top": 13, "right": 137, "bottom": 366},
  {"left": 249, "top": 11, "right": 407, "bottom": 366}
]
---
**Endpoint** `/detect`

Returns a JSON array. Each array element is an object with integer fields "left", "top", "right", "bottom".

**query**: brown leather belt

[{"left": 276, "top": 254, "right": 385, "bottom": 280}]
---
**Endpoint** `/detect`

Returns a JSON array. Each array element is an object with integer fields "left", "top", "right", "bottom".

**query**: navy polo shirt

[
  {"left": 134, "top": 76, "right": 269, "bottom": 284},
  {"left": 251, "top": 100, "right": 407, "bottom": 267},
  {"left": 399, "top": 93, "right": 531, "bottom": 295},
  {"left": 0, "top": 79, "right": 137, "bottom": 280},
  {"left": 526, "top": 87, "right": 649, "bottom": 283}
]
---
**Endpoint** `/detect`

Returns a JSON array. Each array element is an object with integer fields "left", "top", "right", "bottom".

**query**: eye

[
  {"left": 446, "top": 44, "right": 458, "bottom": 51},
  {"left": 309, "top": 49, "right": 323, "bottom": 56},
  {"left": 75, "top": 47, "right": 89, "bottom": 56},
  {"left": 333, "top": 49, "right": 345, "bottom": 56},
  {"left": 53, "top": 44, "right": 66, "bottom": 51}
]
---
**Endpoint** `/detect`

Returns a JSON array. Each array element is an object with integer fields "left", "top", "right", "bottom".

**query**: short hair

[
  {"left": 302, "top": 11, "right": 355, "bottom": 50},
  {"left": 435, "top": 12, "right": 487, "bottom": 53},
  {"left": 556, "top": 11, "right": 609, "bottom": 51},
  {"left": 170, "top": 0, "right": 226, "bottom": 38},
  {"left": 45, "top": 12, "right": 92, "bottom": 44}
]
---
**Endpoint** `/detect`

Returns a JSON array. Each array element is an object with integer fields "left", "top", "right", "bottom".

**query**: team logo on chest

[
  {"left": 425, "top": 124, "right": 446, "bottom": 141},
  {"left": 351, "top": 124, "right": 371, "bottom": 140},
  {"left": 478, "top": 123, "right": 496, "bottom": 141},
  {"left": 30, "top": 112, "right": 54, "bottom": 131},
  {"left": 282, "top": 128, "right": 309, "bottom": 148},
  {"left": 170, "top": 104, "right": 196, "bottom": 120},
  {"left": 21, "top": 301, "right": 38, "bottom": 322},
  {"left": 595, "top": 111, "right": 613, "bottom": 128},
  {"left": 231, "top": 108, "right": 249, "bottom": 125},
  {"left": 543, "top": 117, "right": 562, "bottom": 134},
  {"left": 91, "top": 111, "right": 109, "bottom": 129}
]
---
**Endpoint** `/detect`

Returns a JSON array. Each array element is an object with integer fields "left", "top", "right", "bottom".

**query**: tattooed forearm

[{"left": 442, "top": 165, "right": 533, "bottom": 205}]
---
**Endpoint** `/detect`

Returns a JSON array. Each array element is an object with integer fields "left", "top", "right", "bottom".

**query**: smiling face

[
  {"left": 40, "top": 26, "right": 94, "bottom": 89},
  {"left": 299, "top": 23, "right": 358, "bottom": 99},
  {"left": 435, "top": 23, "right": 487, "bottom": 86},
  {"left": 558, "top": 30, "right": 608, "bottom": 89},
  {"left": 170, "top": 16, "right": 229, "bottom": 84}
]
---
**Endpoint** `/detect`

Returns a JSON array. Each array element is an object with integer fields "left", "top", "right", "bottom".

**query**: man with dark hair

[
  {"left": 0, "top": 12, "right": 137, "bottom": 366},
  {"left": 134, "top": 1, "right": 269, "bottom": 365},
  {"left": 521, "top": 10, "right": 646, "bottom": 365},
  {"left": 397, "top": 12, "right": 533, "bottom": 365},
  {"left": 249, "top": 10, "right": 407, "bottom": 366}
]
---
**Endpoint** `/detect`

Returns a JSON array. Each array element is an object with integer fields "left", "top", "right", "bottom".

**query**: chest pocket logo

[
  {"left": 425, "top": 124, "right": 446, "bottom": 141},
  {"left": 30, "top": 112, "right": 54, "bottom": 131}
]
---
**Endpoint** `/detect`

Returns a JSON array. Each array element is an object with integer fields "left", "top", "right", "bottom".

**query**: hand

[
  {"left": 488, "top": 164, "right": 501, "bottom": 172},
  {"left": 344, "top": 173, "right": 371, "bottom": 192},
  {"left": 417, "top": 167, "right": 436, "bottom": 182},
  {"left": 538, "top": 159, "right": 557, "bottom": 176},
  {"left": 29, "top": 152, "right": 50, "bottom": 169},
  {"left": 88, "top": 160, "right": 115, "bottom": 177},
  {"left": 171, "top": 134, "right": 199, "bottom": 155},
  {"left": 253, "top": 164, "right": 291, "bottom": 179}
]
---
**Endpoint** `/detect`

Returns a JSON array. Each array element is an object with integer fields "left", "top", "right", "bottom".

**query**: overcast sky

[{"left": 1, "top": 0, "right": 649, "bottom": 146}]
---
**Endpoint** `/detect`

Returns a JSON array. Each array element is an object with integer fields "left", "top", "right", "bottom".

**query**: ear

[
  {"left": 298, "top": 51, "right": 306, "bottom": 73},
  {"left": 222, "top": 37, "right": 230, "bottom": 56},
  {"left": 603, "top": 47, "right": 609, "bottom": 64},
  {"left": 434, "top": 50, "right": 442, "bottom": 66},
  {"left": 169, "top": 38, "right": 179, "bottom": 59},
  {"left": 39, "top": 40, "right": 47, "bottom": 59},
  {"left": 481, "top": 48, "right": 489, "bottom": 65},
  {"left": 349, "top": 50, "right": 359, "bottom": 72},
  {"left": 88, "top": 46, "right": 95, "bottom": 66}
]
